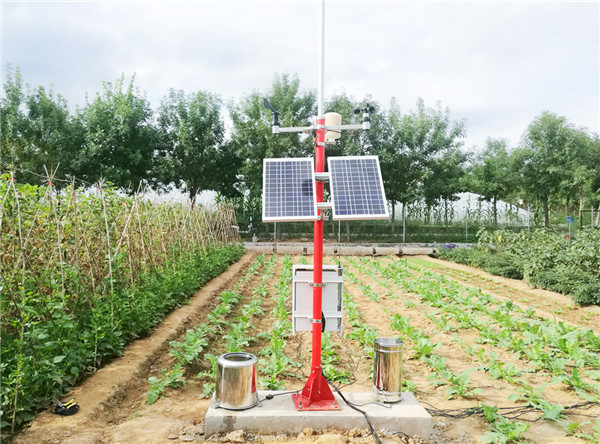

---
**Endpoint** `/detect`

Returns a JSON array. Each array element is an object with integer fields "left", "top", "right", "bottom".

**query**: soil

[{"left": 12, "top": 253, "right": 600, "bottom": 444}]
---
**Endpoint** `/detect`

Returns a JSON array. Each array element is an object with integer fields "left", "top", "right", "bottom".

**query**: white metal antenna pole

[{"left": 318, "top": 0, "right": 325, "bottom": 117}]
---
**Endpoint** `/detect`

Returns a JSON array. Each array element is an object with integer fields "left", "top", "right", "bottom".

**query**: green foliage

[
  {"left": 468, "top": 138, "right": 515, "bottom": 227},
  {"left": 0, "top": 65, "right": 84, "bottom": 184},
  {"left": 258, "top": 255, "right": 299, "bottom": 390},
  {"left": 437, "top": 245, "right": 473, "bottom": 265},
  {"left": 147, "top": 364, "right": 185, "bottom": 405},
  {"left": 354, "top": 253, "right": 600, "bottom": 423},
  {"left": 321, "top": 333, "right": 350, "bottom": 384},
  {"left": 440, "top": 228, "right": 600, "bottom": 305},
  {"left": 157, "top": 89, "right": 239, "bottom": 201},
  {"left": 230, "top": 73, "right": 316, "bottom": 212},
  {"left": 429, "top": 368, "right": 484, "bottom": 400},
  {"left": 485, "top": 353, "right": 521, "bottom": 383},
  {"left": 372, "top": 97, "right": 468, "bottom": 232},
  {"left": 513, "top": 111, "right": 594, "bottom": 227},
  {"left": 77, "top": 74, "right": 157, "bottom": 188},
  {"left": 169, "top": 325, "right": 211, "bottom": 366},
  {"left": 1, "top": 176, "right": 243, "bottom": 431},
  {"left": 571, "top": 418, "right": 600, "bottom": 443},
  {"left": 481, "top": 405, "right": 531, "bottom": 443}
]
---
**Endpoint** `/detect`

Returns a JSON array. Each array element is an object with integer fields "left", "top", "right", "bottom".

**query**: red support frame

[{"left": 292, "top": 118, "right": 339, "bottom": 411}]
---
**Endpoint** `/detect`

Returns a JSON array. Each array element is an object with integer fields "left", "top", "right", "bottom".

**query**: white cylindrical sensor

[{"left": 324, "top": 112, "right": 342, "bottom": 142}]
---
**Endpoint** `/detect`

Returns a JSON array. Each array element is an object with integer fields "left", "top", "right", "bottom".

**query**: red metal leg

[{"left": 292, "top": 366, "right": 339, "bottom": 411}]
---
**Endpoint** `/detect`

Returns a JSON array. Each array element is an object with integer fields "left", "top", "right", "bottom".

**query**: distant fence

[
  {"left": 237, "top": 197, "right": 598, "bottom": 243},
  {"left": 237, "top": 219, "right": 535, "bottom": 244}
]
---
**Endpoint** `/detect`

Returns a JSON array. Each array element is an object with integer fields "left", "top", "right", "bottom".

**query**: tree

[
  {"left": 514, "top": 111, "right": 578, "bottom": 227},
  {"left": 323, "top": 93, "right": 387, "bottom": 239},
  {"left": 588, "top": 135, "right": 600, "bottom": 208},
  {"left": 377, "top": 98, "right": 466, "bottom": 230},
  {"left": 1, "top": 65, "right": 84, "bottom": 185},
  {"left": 23, "top": 86, "right": 84, "bottom": 182},
  {"left": 322, "top": 93, "right": 362, "bottom": 158},
  {"left": 230, "top": 73, "right": 316, "bottom": 221},
  {"left": 0, "top": 65, "right": 27, "bottom": 173},
  {"left": 422, "top": 148, "right": 469, "bottom": 225},
  {"left": 157, "top": 89, "right": 238, "bottom": 204},
  {"left": 469, "top": 138, "right": 514, "bottom": 227},
  {"left": 556, "top": 128, "right": 600, "bottom": 215},
  {"left": 76, "top": 75, "right": 157, "bottom": 190}
]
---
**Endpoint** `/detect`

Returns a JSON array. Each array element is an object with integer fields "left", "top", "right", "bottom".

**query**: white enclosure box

[{"left": 292, "top": 264, "right": 343, "bottom": 334}]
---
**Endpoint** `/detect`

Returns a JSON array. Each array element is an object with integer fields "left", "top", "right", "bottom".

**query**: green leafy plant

[
  {"left": 481, "top": 404, "right": 531, "bottom": 443},
  {"left": 147, "top": 364, "right": 185, "bottom": 405}
]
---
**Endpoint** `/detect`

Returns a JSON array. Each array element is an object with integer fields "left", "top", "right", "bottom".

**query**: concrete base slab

[{"left": 204, "top": 391, "right": 432, "bottom": 440}]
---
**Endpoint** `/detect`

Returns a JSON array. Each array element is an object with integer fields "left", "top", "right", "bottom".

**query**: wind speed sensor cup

[{"left": 354, "top": 104, "right": 375, "bottom": 130}]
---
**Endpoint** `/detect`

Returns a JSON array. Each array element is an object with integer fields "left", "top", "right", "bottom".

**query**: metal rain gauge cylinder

[
  {"left": 215, "top": 352, "right": 258, "bottom": 410},
  {"left": 373, "top": 337, "right": 403, "bottom": 403}
]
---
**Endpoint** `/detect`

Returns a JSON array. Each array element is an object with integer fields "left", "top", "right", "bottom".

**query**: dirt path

[{"left": 13, "top": 253, "right": 600, "bottom": 444}]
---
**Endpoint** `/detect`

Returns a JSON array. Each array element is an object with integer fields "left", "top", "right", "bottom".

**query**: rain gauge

[{"left": 261, "top": 0, "right": 389, "bottom": 411}]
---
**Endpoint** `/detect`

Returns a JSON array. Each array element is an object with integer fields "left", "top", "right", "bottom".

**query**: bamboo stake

[
  {"left": 68, "top": 178, "right": 83, "bottom": 294},
  {"left": 112, "top": 193, "right": 137, "bottom": 263},
  {"left": 99, "top": 180, "right": 115, "bottom": 326},
  {"left": 44, "top": 166, "right": 66, "bottom": 295},
  {"left": 156, "top": 202, "right": 168, "bottom": 263},
  {"left": 6, "top": 171, "right": 25, "bottom": 432},
  {"left": 8, "top": 172, "right": 26, "bottom": 287},
  {"left": 134, "top": 196, "right": 149, "bottom": 271}
]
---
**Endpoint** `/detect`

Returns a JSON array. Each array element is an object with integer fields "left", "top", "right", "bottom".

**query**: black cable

[
  {"left": 261, "top": 390, "right": 299, "bottom": 401},
  {"left": 324, "top": 375, "right": 382, "bottom": 444},
  {"left": 348, "top": 401, "right": 391, "bottom": 408},
  {"left": 422, "top": 401, "right": 600, "bottom": 422}
]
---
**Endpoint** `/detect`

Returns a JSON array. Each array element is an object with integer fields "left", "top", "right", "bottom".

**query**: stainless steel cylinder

[
  {"left": 215, "top": 352, "right": 258, "bottom": 410},
  {"left": 372, "top": 337, "right": 403, "bottom": 403}
]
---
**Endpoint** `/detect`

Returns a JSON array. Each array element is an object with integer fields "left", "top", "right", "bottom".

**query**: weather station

[
  {"left": 261, "top": 103, "right": 388, "bottom": 411},
  {"left": 204, "top": 0, "right": 432, "bottom": 439}
]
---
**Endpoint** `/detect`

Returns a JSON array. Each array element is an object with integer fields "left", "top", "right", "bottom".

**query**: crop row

[
  {"left": 147, "top": 254, "right": 271, "bottom": 404},
  {"left": 339, "top": 256, "right": 600, "bottom": 442},
  {"left": 351, "top": 257, "right": 600, "bottom": 397}
]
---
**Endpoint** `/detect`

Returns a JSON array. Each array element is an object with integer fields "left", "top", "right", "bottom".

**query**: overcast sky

[{"left": 2, "top": 0, "right": 599, "bottom": 152}]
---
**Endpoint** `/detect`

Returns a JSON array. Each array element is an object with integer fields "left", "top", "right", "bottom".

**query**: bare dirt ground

[{"left": 13, "top": 253, "right": 600, "bottom": 444}]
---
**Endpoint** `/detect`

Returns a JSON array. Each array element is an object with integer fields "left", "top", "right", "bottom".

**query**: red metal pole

[
  {"left": 292, "top": 119, "right": 338, "bottom": 411},
  {"left": 291, "top": 0, "right": 338, "bottom": 411},
  {"left": 312, "top": 119, "right": 325, "bottom": 369}
]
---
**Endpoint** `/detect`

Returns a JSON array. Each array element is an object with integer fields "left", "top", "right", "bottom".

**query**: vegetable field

[
  {"left": 438, "top": 228, "right": 600, "bottom": 306},
  {"left": 12, "top": 252, "right": 600, "bottom": 444},
  {"left": 0, "top": 175, "right": 241, "bottom": 437}
]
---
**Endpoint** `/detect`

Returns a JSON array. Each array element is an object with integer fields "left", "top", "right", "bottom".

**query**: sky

[{"left": 1, "top": 0, "right": 599, "bottom": 153}]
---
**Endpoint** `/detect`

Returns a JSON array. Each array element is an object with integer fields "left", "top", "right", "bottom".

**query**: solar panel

[
  {"left": 262, "top": 158, "right": 318, "bottom": 222},
  {"left": 328, "top": 156, "right": 389, "bottom": 220}
]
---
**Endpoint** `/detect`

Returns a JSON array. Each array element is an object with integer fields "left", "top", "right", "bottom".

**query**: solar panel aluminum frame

[
  {"left": 262, "top": 157, "right": 319, "bottom": 223},
  {"left": 327, "top": 155, "right": 390, "bottom": 221}
]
